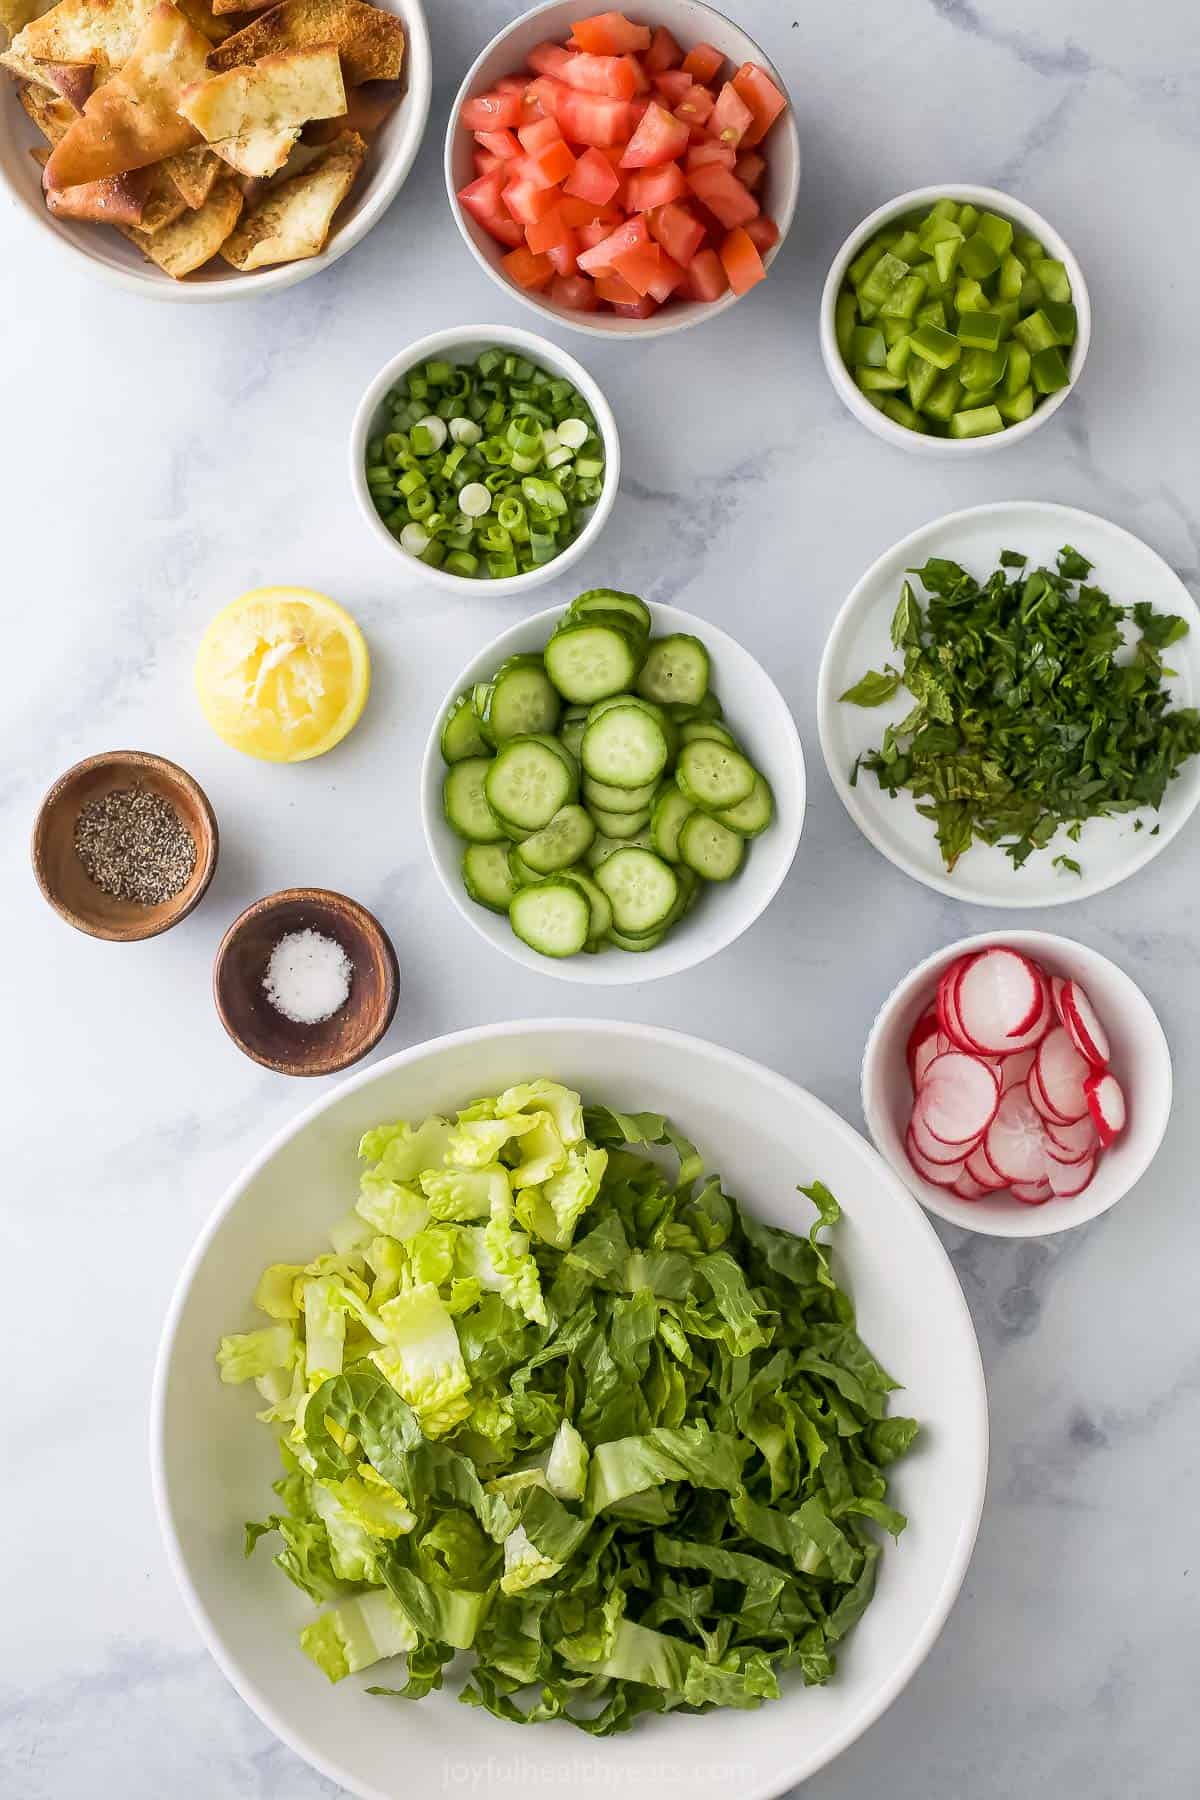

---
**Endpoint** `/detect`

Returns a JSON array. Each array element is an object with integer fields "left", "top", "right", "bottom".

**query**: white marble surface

[{"left": 4, "top": 1, "right": 1200, "bottom": 1795}]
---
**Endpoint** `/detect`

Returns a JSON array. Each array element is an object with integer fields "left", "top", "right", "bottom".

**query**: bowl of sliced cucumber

[{"left": 421, "top": 591, "right": 806, "bottom": 983}]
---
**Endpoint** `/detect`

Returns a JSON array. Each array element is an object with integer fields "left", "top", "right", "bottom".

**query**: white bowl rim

[
  {"left": 420, "top": 599, "right": 806, "bottom": 980},
  {"left": 816, "top": 499, "right": 1200, "bottom": 907},
  {"left": 442, "top": 0, "right": 801, "bottom": 340},
  {"left": 0, "top": 0, "right": 432, "bottom": 303},
  {"left": 348, "top": 322, "right": 620, "bottom": 595},
  {"left": 150, "top": 1015, "right": 989, "bottom": 1800},
  {"left": 818, "top": 182, "right": 1091, "bottom": 455},
  {"left": 861, "top": 928, "right": 1174, "bottom": 1238}
]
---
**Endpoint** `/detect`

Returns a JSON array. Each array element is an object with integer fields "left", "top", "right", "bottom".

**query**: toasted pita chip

[
  {"left": 44, "top": 3, "right": 208, "bottom": 188},
  {"left": 230, "top": 128, "right": 321, "bottom": 203},
  {"left": 119, "top": 170, "right": 241, "bottom": 273},
  {"left": 160, "top": 140, "right": 220, "bottom": 206},
  {"left": 1, "top": 0, "right": 53, "bottom": 48},
  {"left": 211, "top": 0, "right": 272, "bottom": 11},
  {"left": 17, "top": 76, "right": 74, "bottom": 138},
  {"left": 220, "top": 125, "right": 361, "bottom": 269},
  {"left": 207, "top": 0, "right": 403, "bottom": 87},
  {"left": 22, "top": 79, "right": 188, "bottom": 228},
  {"left": 174, "top": 0, "right": 235, "bottom": 40},
  {"left": 304, "top": 73, "right": 395, "bottom": 143},
  {"left": 19, "top": 0, "right": 156, "bottom": 68},
  {"left": 0, "top": 38, "right": 92, "bottom": 106},
  {"left": 212, "top": 123, "right": 298, "bottom": 177},
  {"left": 180, "top": 43, "right": 343, "bottom": 142}
]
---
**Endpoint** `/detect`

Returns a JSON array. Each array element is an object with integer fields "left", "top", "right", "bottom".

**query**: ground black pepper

[{"left": 74, "top": 785, "right": 196, "bottom": 905}]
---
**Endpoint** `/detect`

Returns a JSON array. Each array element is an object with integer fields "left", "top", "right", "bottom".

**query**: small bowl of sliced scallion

[{"left": 350, "top": 324, "right": 620, "bottom": 593}]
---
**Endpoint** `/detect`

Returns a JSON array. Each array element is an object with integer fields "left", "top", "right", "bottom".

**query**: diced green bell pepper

[
  {"left": 1014, "top": 232, "right": 1044, "bottom": 261},
  {"left": 957, "top": 203, "right": 980, "bottom": 235},
  {"left": 955, "top": 277, "right": 988, "bottom": 312},
  {"left": 997, "top": 253, "right": 1026, "bottom": 301},
  {"left": 849, "top": 324, "right": 886, "bottom": 367},
  {"left": 1019, "top": 275, "right": 1044, "bottom": 312},
  {"left": 914, "top": 257, "right": 949, "bottom": 298},
  {"left": 885, "top": 335, "right": 913, "bottom": 377},
  {"left": 957, "top": 310, "right": 1007, "bottom": 350},
  {"left": 915, "top": 299, "right": 947, "bottom": 330},
  {"left": 933, "top": 236, "right": 961, "bottom": 285},
  {"left": 859, "top": 252, "right": 910, "bottom": 311},
  {"left": 923, "top": 374, "right": 964, "bottom": 422},
  {"left": 994, "top": 299, "right": 1021, "bottom": 330},
  {"left": 910, "top": 323, "right": 961, "bottom": 369},
  {"left": 835, "top": 291, "right": 857, "bottom": 361},
  {"left": 1032, "top": 257, "right": 1071, "bottom": 303},
  {"left": 977, "top": 211, "right": 1014, "bottom": 257},
  {"left": 1031, "top": 346, "right": 1071, "bottom": 393},
  {"left": 929, "top": 198, "right": 960, "bottom": 222},
  {"left": 1042, "top": 300, "right": 1077, "bottom": 345},
  {"left": 856, "top": 366, "right": 906, "bottom": 393},
  {"left": 882, "top": 316, "right": 910, "bottom": 345},
  {"left": 948, "top": 403, "right": 1004, "bottom": 438},
  {"left": 907, "top": 354, "right": 940, "bottom": 410},
  {"left": 881, "top": 396, "right": 928, "bottom": 432},
  {"left": 959, "top": 347, "right": 1009, "bottom": 391},
  {"left": 890, "top": 229, "right": 922, "bottom": 263},
  {"left": 848, "top": 240, "right": 886, "bottom": 288},
  {"left": 959, "top": 232, "right": 1000, "bottom": 280},
  {"left": 880, "top": 272, "right": 928, "bottom": 320},
  {"left": 998, "top": 385, "right": 1035, "bottom": 423},
  {"left": 1004, "top": 342, "right": 1032, "bottom": 395},
  {"left": 919, "top": 214, "right": 964, "bottom": 252},
  {"left": 1012, "top": 309, "right": 1059, "bottom": 354}
]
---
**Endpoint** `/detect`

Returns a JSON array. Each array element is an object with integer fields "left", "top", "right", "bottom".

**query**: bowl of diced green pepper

[{"left": 820, "top": 184, "right": 1090, "bottom": 452}]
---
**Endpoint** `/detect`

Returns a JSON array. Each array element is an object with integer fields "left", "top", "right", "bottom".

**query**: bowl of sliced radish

[{"left": 862, "top": 932, "right": 1172, "bottom": 1237}]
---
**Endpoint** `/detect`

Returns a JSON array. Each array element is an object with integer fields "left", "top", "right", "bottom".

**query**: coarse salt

[{"left": 264, "top": 928, "right": 352, "bottom": 1025}]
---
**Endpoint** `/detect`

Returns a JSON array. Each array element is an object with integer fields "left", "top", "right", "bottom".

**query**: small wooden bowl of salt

[{"left": 213, "top": 888, "right": 400, "bottom": 1076}]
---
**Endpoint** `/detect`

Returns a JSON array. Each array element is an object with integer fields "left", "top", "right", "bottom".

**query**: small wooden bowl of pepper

[{"left": 31, "top": 750, "right": 219, "bottom": 942}]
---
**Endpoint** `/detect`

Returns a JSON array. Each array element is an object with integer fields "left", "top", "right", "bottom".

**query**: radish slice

[
  {"left": 1085, "top": 1071, "right": 1126, "bottom": 1147},
  {"left": 910, "top": 1104, "right": 975, "bottom": 1164},
  {"left": 919, "top": 1052, "right": 1000, "bottom": 1144},
  {"left": 1036, "top": 1027, "right": 1091, "bottom": 1123},
  {"left": 998, "top": 1047, "right": 1037, "bottom": 1093},
  {"left": 994, "top": 980, "right": 1054, "bottom": 1055},
  {"left": 985, "top": 1084, "right": 1049, "bottom": 1184},
  {"left": 1047, "top": 1153, "right": 1095, "bottom": 1197},
  {"left": 951, "top": 1170, "right": 990, "bottom": 1201},
  {"left": 1049, "top": 974, "right": 1068, "bottom": 1024},
  {"left": 1060, "top": 980, "right": 1110, "bottom": 1068},
  {"left": 1028, "top": 1058, "right": 1069, "bottom": 1124},
  {"left": 906, "top": 1008, "right": 939, "bottom": 1078},
  {"left": 912, "top": 1034, "right": 942, "bottom": 1089},
  {"left": 939, "top": 964, "right": 982, "bottom": 1053},
  {"left": 1011, "top": 1177, "right": 1053, "bottom": 1205},
  {"left": 965, "top": 1142, "right": 1009, "bottom": 1191},
  {"left": 906, "top": 1129, "right": 966, "bottom": 1188},
  {"left": 956, "top": 948, "right": 1044, "bottom": 1051},
  {"left": 1043, "top": 1135, "right": 1091, "bottom": 1168},
  {"left": 1044, "top": 1113, "right": 1098, "bottom": 1159}
]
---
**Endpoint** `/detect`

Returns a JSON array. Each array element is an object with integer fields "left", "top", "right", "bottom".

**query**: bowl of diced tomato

[{"left": 445, "top": 1, "right": 799, "bottom": 335}]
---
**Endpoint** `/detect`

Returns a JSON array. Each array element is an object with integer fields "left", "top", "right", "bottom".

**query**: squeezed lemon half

[{"left": 194, "top": 587, "right": 370, "bottom": 763}]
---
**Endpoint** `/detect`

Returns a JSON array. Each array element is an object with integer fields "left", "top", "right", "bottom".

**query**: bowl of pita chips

[{"left": 0, "top": 0, "right": 431, "bottom": 296}]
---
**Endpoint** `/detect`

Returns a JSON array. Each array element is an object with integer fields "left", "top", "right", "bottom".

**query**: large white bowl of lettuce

[{"left": 152, "top": 1020, "right": 987, "bottom": 1799}]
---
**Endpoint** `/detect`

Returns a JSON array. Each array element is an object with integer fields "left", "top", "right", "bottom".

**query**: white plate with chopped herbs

[
  {"left": 817, "top": 501, "right": 1200, "bottom": 908},
  {"left": 152, "top": 1020, "right": 986, "bottom": 1800}
]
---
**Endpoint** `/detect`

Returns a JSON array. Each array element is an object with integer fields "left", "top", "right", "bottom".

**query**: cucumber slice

[
  {"left": 567, "top": 589, "right": 652, "bottom": 634},
  {"left": 667, "top": 691, "right": 723, "bottom": 724},
  {"left": 559, "top": 716, "right": 587, "bottom": 761},
  {"left": 607, "top": 925, "right": 667, "bottom": 953},
  {"left": 523, "top": 732, "right": 579, "bottom": 777},
  {"left": 510, "top": 881, "right": 591, "bottom": 958},
  {"left": 679, "top": 720, "right": 736, "bottom": 748},
  {"left": 595, "top": 846, "right": 678, "bottom": 934},
  {"left": 485, "top": 737, "right": 575, "bottom": 833},
  {"left": 462, "top": 842, "right": 517, "bottom": 912},
  {"left": 470, "top": 682, "right": 496, "bottom": 746},
  {"left": 583, "top": 775, "right": 661, "bottom": 814},
  {"left": 507, "top": 846, "right": 540, "bottom": 886},
  {"left": 587, "top": 804, "right": 653, "bottom": 839},
  {"left": 441, "top": 692, "right": 489, "bottom": 763},
  {"left": 679, "top": 812, "right": 745, "bottom": 881},
  {"left": 543, "top": 623, "right": 642, "bottom": 704},
  {"left": 636, "top": 634, "right": 710, "bottom": 707},
  {"left": 714, "top": 772, "right": 774, "bottom": 838},
  {"left": 561, "top": 868, "right": 612, "bottom": 941},
  {"left": 650, "top": 785, "right": 695, "bottom": 862},
  {"left": 581, "top": 704, "right": 669, "bottom": 789},
  {"left": 676, "top": 740, "right": 756, "bottom": 811},
  {"left": 586, "top": 828, "right": 655, "bottom": 866},
  {"left": 444, "top": 757, "right": 503, "bottom": 843},
  {"left": 484, "top": 656, "right": 561, "bottom": 742},
  {"left": 517, "top": 804, "right": 596, "bottom": 875}
]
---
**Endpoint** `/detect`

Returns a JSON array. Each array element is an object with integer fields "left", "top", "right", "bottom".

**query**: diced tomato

[
  {"left": 645, "top": 249, "right": 685, "bottom": 303},
  {"left": 652, "top": 69, "right": 693, "bottom": 105},
  {"left": 559, "top": 193, "right": 620, "bottom": 227},
  {"left": 494, "top": 74, "right": 531, "bottom": 97},
  {"left": 577, "top": 213, "right": 650, "bottom": 273},
  {"left": 712, "top": 80, "right": 754, "bottom": 147},
  {"left": 474, "top": 149, "right": 501, "bottom": 176},
  {"left": 673, "top": 83, "right": 715, "bottom": 126},
  {"left": 620, "top": 100, "right": 689, "bottom": 168},
  {"left": 551, "top": 271, "right": 598, "bottom": 311},
  {"left": 593, "top": 269, "right": 643, "bottom": 305},
  {"left": 458, "top": 169, "right": 525, "bottom": 246},
  {"left": 623, "top": 53, "right": 650, "bottom": 93},
  {"left": 744, "top": 214, "right": 780, "bottom": 253},
  {"left": 577, "top": 218, "right": 616, "bottom": 250},
  {"left": 547, "top": 80, "right": 637, "bottom": 147},
  {"left": 597, "top": 143, "right": 626, "bottom": 167},
  {"left": 685, "top": 162, "right": 759, "bottom": 228},
  {"left": 612, "top": 240, "right": 664, "bottom": 295},
  {"left": 681, "top": 42, "right": 725, "bottom": 83},
  {"left": 734, "top": 150, "right": 765, "bottom": 189},
  {"left": 719, "top": 224, "right": 766, "bottom": 294},
  {"left": 529, "top": 138, "right": 577, "bottom": 185},
  {"left": 647, "top": 199, "right": 706, "bottom": 265},
  {"left": 730, "top": 62, "right": 787, "bottom": 147},
  {"left": 525, "top": 207, "right": 571, "bottom": 254},
  {"left": 570, "top": 11, "right": 651, "bottom": 55},
  {"left": 624, "top": 160, "right": 687, "bottom": 211},
  {"left": 687, "top": 140, "right": 735, "bottom": 172},
  {"left": 643, "top": 24, "right": 682, "bottom": 73},
  {"left": 476, "top": 127, "right": 521, "bottom": 160},
  {"left": 527, "top": 41, "right": 573, "bottom": 78},
  {"left": 563, "top": 144, "right": 622, "bottom": 204},
  {"left": 518, "top": 115, "right": 563, "bottom": 153},
  {"left": 460, "top": 89, "right": 522, "bottom": 131},
  {"left": 557, "top": 49, "right": 639, "bottom": 98},
  {"left": 502, "top": 244, "right": 556, "bottom": 290},
  {"left": 682, "top": 245, "right": 728, "bottom": 301},
  {"left": 612, "top": 295, "right": 659, "bottom": 318},
  {"left": 503, "top": 177, "right": 563, "bottom": 225},
  {"left": 547, "top": 233, "right": 580, "bottom": 275}
]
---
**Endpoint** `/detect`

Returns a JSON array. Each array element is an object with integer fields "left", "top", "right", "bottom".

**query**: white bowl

[
  {"left": 817, "top": 501, "right": 1200, "bottom": 907},
  {"left": 444, "top": 0, "right": 801, "bottom": 339},
  {"left": 0, "top": 0, "right": 432, "bottom": 302},
  {"left": 862, "top": 931, "right": 1173, "bottom": 1239},
  {"left": 349, "top": 323, "right": 620, "bottom": 596},
  {"left": 152, "top": 1018, "right": 988, "bottom": 1800},
  {"left": 421, "top": 600, "right": 805, "bottom": 981},
  {"left": 819, "top": 183, "right": 1091, "bottom": 454}
]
